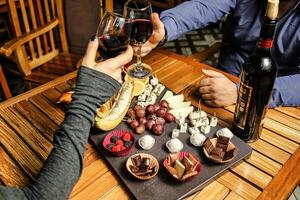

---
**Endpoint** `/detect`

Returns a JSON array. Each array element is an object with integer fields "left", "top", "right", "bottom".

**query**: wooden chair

[
  {"left": 0, "top": 0, "right": 81, "bottom": 88},
  {"left": 0, "top": 63, "right": 12, "bottom": 99}
]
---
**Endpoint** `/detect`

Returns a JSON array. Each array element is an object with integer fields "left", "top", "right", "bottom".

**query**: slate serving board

[{"left": 89, "top": 88, "right": 252, "bottom": 200}]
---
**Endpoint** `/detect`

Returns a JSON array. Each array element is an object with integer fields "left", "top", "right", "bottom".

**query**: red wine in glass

[
  {"left": 96, "top": 12, "right": 131, "bottom": 60},
  {"left": 129, "top": 19, "right": 153, "bottom": 45},
  {"left": 98, "top": 34, "right": 129, "bottom": 59}
]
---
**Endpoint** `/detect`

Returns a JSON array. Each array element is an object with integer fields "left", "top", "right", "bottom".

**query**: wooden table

[{"left": 0, "top": 50, "right": 299, "bottom": 200}]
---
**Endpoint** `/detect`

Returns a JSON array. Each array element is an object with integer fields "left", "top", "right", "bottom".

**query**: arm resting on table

[
  {"left": 0, "top": 19, "right": 59, "bottom": 57},
  {"left": 0, "top": 66, "right": 121, "bottom": 200},
  {"left": 160, "top": 0, "right": 236, "bottom": 41}
]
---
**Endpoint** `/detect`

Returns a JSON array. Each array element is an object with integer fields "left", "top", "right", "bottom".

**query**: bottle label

[
  {"left": 258, "top": 39, "right": 273, "bottom": 49},
  {"left": 234, "top": 82, "right": 253, "bottom": 130}
]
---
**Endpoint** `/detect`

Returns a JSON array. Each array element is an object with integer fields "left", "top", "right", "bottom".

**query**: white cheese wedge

[
  {"left": 162, "top": 90, "right": 173, "bottom": 100},
  {"left": 169, "top": 101, "right": 191, "bottom": 109},
  {"left": 169, "top": 106, "right": 194, "bottom": 119},
  {"left": 164, "top": 94, "right": 184, "bottom": 104},
  {"left": 171, "top": 129, "right": 180, "bottom": 138}
]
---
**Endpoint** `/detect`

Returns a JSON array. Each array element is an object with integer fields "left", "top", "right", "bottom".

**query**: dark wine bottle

[{"left": 232, "top": 0, "right": 279, "bottom": 142}]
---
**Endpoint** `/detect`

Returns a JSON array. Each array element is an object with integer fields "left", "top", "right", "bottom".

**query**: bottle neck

[{"left": 256, "top": 17, "right": 277, "bottom": 50}]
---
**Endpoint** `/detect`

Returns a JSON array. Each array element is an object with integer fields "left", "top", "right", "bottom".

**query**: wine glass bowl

[
  {"left": 124, "top": 0, "right": 153, "bottom": 79},
  {"left": 96, "top": 11, "right": 131, "bottom": 60}
]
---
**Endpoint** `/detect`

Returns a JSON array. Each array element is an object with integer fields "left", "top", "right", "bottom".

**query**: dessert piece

[
  {"left": 182, "top": 156, "right": 194, "bottom": 171},
  {"left": 189, "top": 126, "right": 200, "bottom": 135},
  {"left": 224, "top": 147, "right": 236, "bottom": 160},
  {"left": 171, "top": 129, "right": 180, "bottom": 138},
  {"left": 166, "top": 138, "right": 184, "bottom": 153},
  {"left": 128, "top": 154, "right": 159, "bottom": 180},
  {"left": 190, "top": 133, "right": 206, "bottom": 147},
  {"left": 180, "top": 123, "right": 188, "bottom": 133},
  {"left": 163, "top": 152, "right": 201, "bottom": 182},
  {"left": 139, "top": 135, "right": 155, "bottom": 150},
  {"left": 103, "top": 131, "right": 134, "bottom": 156},
  {"left": 216, "top": 127, "right": 234, "bottom": 139},
  {"left": 150, "top": 77, "right": 159, "bottom": 86},
  {"left": 211, "top": 148, "right": 225, "bottom": 160},
  {"left": 200, "top": 125, "right": 211, "bottom": 134},
  {"left": 210, "top": 114, "right": 218, "bottom": 127},
  {"left": 204, "top": 138, "right": 214, "bottom": 153},
  {"left": 174, "top": 160, "right": 186, "bottom": 179}
]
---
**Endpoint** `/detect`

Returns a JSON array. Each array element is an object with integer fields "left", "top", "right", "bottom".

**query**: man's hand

[
  {"left": 82, "top": 36, "right": 133, "bottom": 83},
  {"left": 199, "top": 69, "right": 237, "bottom": 107},
  {"left": 133, "top": 13, "right": 165, "bottom": 57}
]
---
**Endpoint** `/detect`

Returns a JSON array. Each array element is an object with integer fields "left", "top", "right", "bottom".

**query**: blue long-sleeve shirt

[{"left": 160, "top": 0, "right": 300, "bottom": 108}]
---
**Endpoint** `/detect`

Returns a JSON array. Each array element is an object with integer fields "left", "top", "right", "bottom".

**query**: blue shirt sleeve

[
  {"left": 160, "top": 0, "right": 237, "bottom": 41},
  {"left": 269, "top": 74, "right": 300, "bottom": 108}
]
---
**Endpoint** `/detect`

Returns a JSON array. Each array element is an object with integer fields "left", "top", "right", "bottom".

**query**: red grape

[
  {"left": 136, "top": 124, "right": 145, "bottom": 134},
  {"left": 127, "top": 108, "right": 135, "bottom": 118},
  {"left": 130, "top": 120, "right": 139, "bottom": 129},
  {"left": 153, "top": 103, "right": 160, "bottom": 112},
  {"left": 156, "top": 108, "right": 167, "bottom": 117},
  {"left": 136, "top": 108, "right": 146, "bottom": 118},
  {"left": 156, "top": 117, "right": 165, "bottom": 126},
  {"left": 159, "top": 100, "right": 169, "bottom": 109},
  {"left": 145, "top": 120, "right": 155, "bottom": 130},
  {"left": 164, "top": 113, "right": 175, "bottom": 123},
  {"left": 139, "top": 117, "right": 147, "bottom": 125},
  {"left": 152, "top": 124, "right": 164, "bottom": 135},
  {"left": 134, "top": 105, "right": 143, "bottom": 111},
  {"left": 146, "top": 105, "right": 155, "bottom": 115}
]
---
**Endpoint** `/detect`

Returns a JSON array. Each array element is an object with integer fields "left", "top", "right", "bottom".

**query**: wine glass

[
  {"left": 124, "top": 0, "right": 153, "bottom": 79},
  {"left": 96, "top": 11, "right": 131, "bottom": 60}
]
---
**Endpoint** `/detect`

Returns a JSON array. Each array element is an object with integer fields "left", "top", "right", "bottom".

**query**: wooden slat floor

[{"left": 0, "top": 50, "right": 299, "bottom": 200}]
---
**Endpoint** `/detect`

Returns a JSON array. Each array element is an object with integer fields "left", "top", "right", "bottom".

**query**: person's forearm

[
  {"left": 160, "top": 0, "right": 236, "bottom": 41},
  {"left": 270, "top": 74, "right": 300, "bottom": 108},
  {"left": 0, "top": 66, "right": 121, "bottom": 200}
]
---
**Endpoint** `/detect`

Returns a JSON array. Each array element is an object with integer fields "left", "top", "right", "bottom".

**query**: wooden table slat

[
  {"left": 275, "top": 107, "right": 300, "bottom": 120},
  {"left": 245, "top": 150, "right": 282, "bottom": 177},
  {"left": 0, "top": 107, "right": 53, "bottom": 161},
  {"left": 260, "top": 129, "right": 299, "bottom": 154},
  {"left": 264, "top": 118, "right": 300, "bottom": 144},
  {"left": 224, "top": 191, "right": 246, "bottom": 200},
  {"left": 0, "top": 146, "right": 30, "bottom": 186},
  {"left": 99, "top": 185, "right": 130, "bottom": 200},
  {"left": 70, "top": 159, "right": 109, "bottom": 199},
  {"left": 55, "top": 82, "right": 72, "bottom": 93},
  {"left": 0, "top": 119, "right": 43, "bottom": 179},
  {"left": 70, "top": 171, "right": 119, "bottom": 200},
  {"left": 217, "top": 171, "right": 261, "bottom": 200},
  {"left": 249, "top": 139, "right": 291, "bottom": 164},
  {"left": 191, "top": 181, "right": 230, "bottom": 200},
  {"left": 29, "top": 94, "right": 65, "bottom": 125},
  {"left": 13, "top": 100, "right": 59, "bottom": 142},
  {"left": 231, "top": 162, "right": 272, "bottom": 189}
]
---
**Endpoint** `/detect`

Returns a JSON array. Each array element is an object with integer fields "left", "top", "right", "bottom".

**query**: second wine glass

[{"left": 124, "top": 0, "right": 153, "bottom": 79}]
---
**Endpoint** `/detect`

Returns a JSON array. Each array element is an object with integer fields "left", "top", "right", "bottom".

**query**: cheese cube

[
  {"left": 201, "top": 125, "right": 211, "bottom": 134},
  {"left": 171, "top": 129, "right": 180, "bottom": 138},
  {"left": 189, "top": 126, "right": 200, "bottom": 135},
  {"left": 210, "top": 116, "right": 218, "bottom": 127},
  {"left": 180, "top": 123, "right": 188, "bottom": 133},
  {"left": 150, "top": 77, "right": 159, "bottom": 86}
]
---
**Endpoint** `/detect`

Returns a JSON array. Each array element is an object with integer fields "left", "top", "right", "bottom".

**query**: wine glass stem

[{"left": 136, "top": 45, "right": 143, "bottom": 71}]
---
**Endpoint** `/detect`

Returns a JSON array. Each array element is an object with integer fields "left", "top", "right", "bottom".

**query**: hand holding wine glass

[{"left": 124, "top": 0, "right": 154, "bottom": 79}]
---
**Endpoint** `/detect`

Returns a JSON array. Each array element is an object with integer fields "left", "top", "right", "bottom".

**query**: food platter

[{"left": 89, "top": 80, "right": 252, "bottom": 200}]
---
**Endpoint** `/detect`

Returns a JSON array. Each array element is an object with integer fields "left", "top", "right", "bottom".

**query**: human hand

[
  {"left": 199, "top": 69, "right": 237, "bottom": 107},
  {"left": 133, "top": 13, "right": 165, "bottom": 57},
  {"left": 82, "top": 36, "right": 133, "bottom": 83}
]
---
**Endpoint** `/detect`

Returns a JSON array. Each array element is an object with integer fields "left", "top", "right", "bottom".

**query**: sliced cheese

[
  {"left": 169, "top": 106, "right": 194, "bottom": 119},
  {"left": 169, "top": 101, "right": 191, "bottom": 109},
  {"left": 164, "top": 94, "right": 184, "bottom": 104},
  {"left": 162, "top": 90, "right": 173, "bottom": 100}
]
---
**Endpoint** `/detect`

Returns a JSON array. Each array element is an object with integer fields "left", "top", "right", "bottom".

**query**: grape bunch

[{"left": 126, "top": 100, "right": 175, "bottom": 135}]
